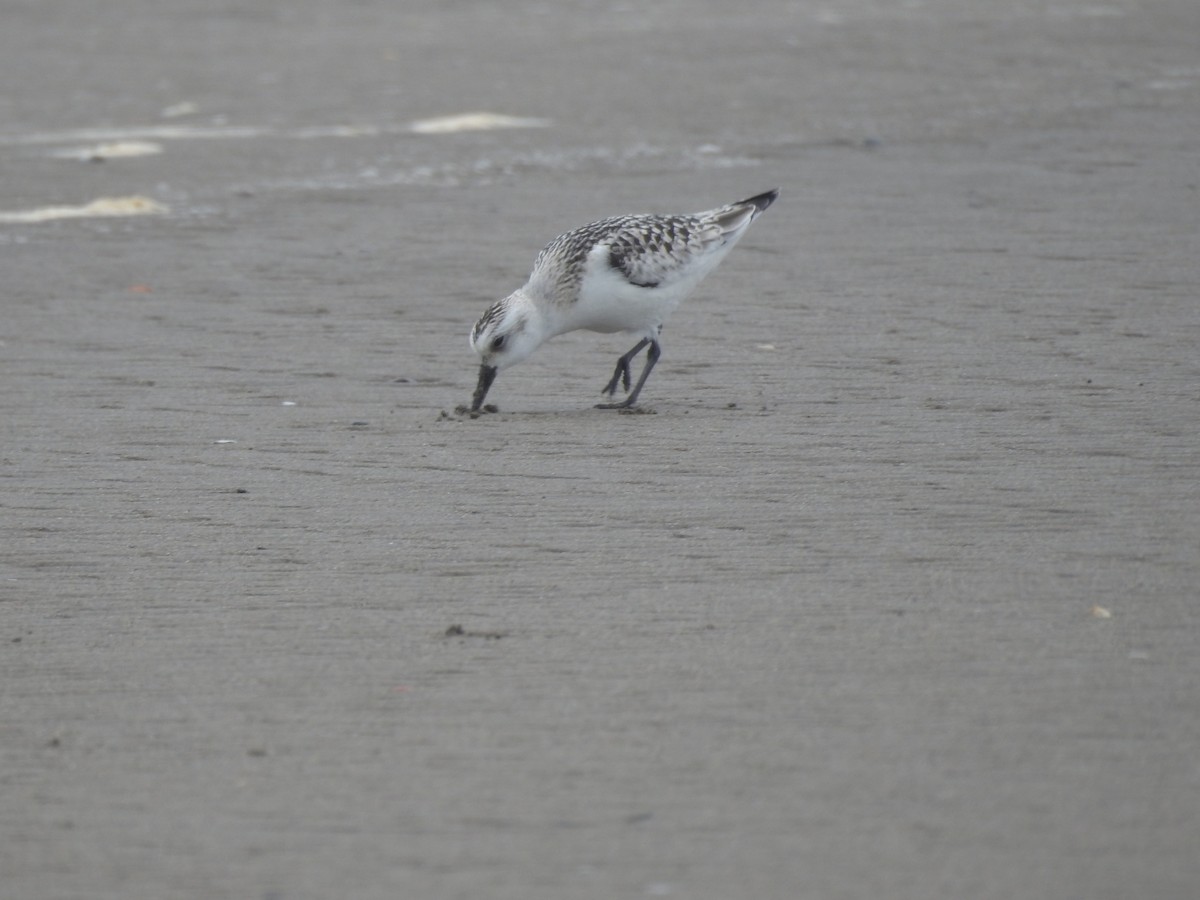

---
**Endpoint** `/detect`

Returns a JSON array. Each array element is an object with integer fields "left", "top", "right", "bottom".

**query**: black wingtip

[{"left": 742, "top": 189, "right": 780, "bottom": 214}]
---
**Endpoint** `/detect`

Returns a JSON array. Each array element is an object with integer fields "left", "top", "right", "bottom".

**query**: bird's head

[
  {"left": 467, "top": 291, "right": 542, "bottom": 411},
  {"left": 469, "top": 292, "right": 542, "bottom": 371}
]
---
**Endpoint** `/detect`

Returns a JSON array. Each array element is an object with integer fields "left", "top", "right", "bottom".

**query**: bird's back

[{"left": 528, "top": 189, "right": 777, "bottom": 310}]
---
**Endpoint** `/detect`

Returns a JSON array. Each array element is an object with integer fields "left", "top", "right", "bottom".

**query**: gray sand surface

[{"left": 2, "top": 2, "right": 1198, "bottom": 898}]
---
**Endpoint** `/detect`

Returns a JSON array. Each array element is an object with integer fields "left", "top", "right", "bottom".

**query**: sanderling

[{"left": 467, "top": 188, "right": 778, "bottom": 412}]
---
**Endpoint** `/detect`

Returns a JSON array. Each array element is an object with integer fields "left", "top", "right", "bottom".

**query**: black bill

[{"left": 471, "top": 364, "right": 498, "bottom": 412}]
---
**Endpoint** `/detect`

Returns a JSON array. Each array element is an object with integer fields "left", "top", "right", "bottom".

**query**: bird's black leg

[
  {"left": 596, "top": 338, "right": 661, "bottom": 409},
  {"left": 600, "top": 338, "right": 650, "bottom": 398}
]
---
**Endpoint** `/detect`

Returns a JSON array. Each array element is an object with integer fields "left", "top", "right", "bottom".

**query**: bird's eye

[{"left": 490, "top": 335, "right": 506, "bottom": 352}]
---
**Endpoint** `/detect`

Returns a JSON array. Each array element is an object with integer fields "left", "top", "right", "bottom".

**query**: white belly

[{"left": 559, "top": 242, "right": 732, "bottom": 337}]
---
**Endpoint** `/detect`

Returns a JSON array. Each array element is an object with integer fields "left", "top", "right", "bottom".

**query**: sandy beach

[{"left": 3, "top": 1, "right": 1198, "bottom": 898}]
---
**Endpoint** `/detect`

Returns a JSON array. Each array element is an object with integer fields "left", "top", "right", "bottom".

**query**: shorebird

[{"left": 467, "top": 188, "right": 778, "bottom": 412}]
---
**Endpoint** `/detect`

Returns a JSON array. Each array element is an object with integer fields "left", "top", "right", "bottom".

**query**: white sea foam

[
  {"left": 0, "top": 196, "right": 168, "bottom": 223},
  {"left": 0, "top": 112, "right": 550, "bottom": 147},
  {"left": 408, "top": 112, "right": 551, "bottom": 134},
  {"left": 48, "top": 141, "right": 164, "bottom": 160}
]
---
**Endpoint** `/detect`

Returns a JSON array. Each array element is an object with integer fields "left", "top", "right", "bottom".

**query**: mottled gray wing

[{"left": 605, "top": 215, "right": 722, "bottom": 289}]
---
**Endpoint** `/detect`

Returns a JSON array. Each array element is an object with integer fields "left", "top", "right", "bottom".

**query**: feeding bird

[{"left": 468, "top": 188, "right": 778, "bottom": 412}]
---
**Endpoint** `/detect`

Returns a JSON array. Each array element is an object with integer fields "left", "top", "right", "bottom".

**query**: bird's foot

[
  {"left": 453, "top": 403, "right": 499, "bottom": 419},
  {"left": 595, "top": 397, "right": 637, "bottom": 410}
]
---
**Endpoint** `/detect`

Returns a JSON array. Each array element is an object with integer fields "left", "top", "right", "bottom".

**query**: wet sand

[{"left": 2, "top": 2, "right": 1198, "bottom": 898}]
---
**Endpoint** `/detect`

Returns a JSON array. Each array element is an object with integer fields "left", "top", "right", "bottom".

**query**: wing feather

[{"left": 605, "top": 216, "right": 722, "bottom": 289}]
